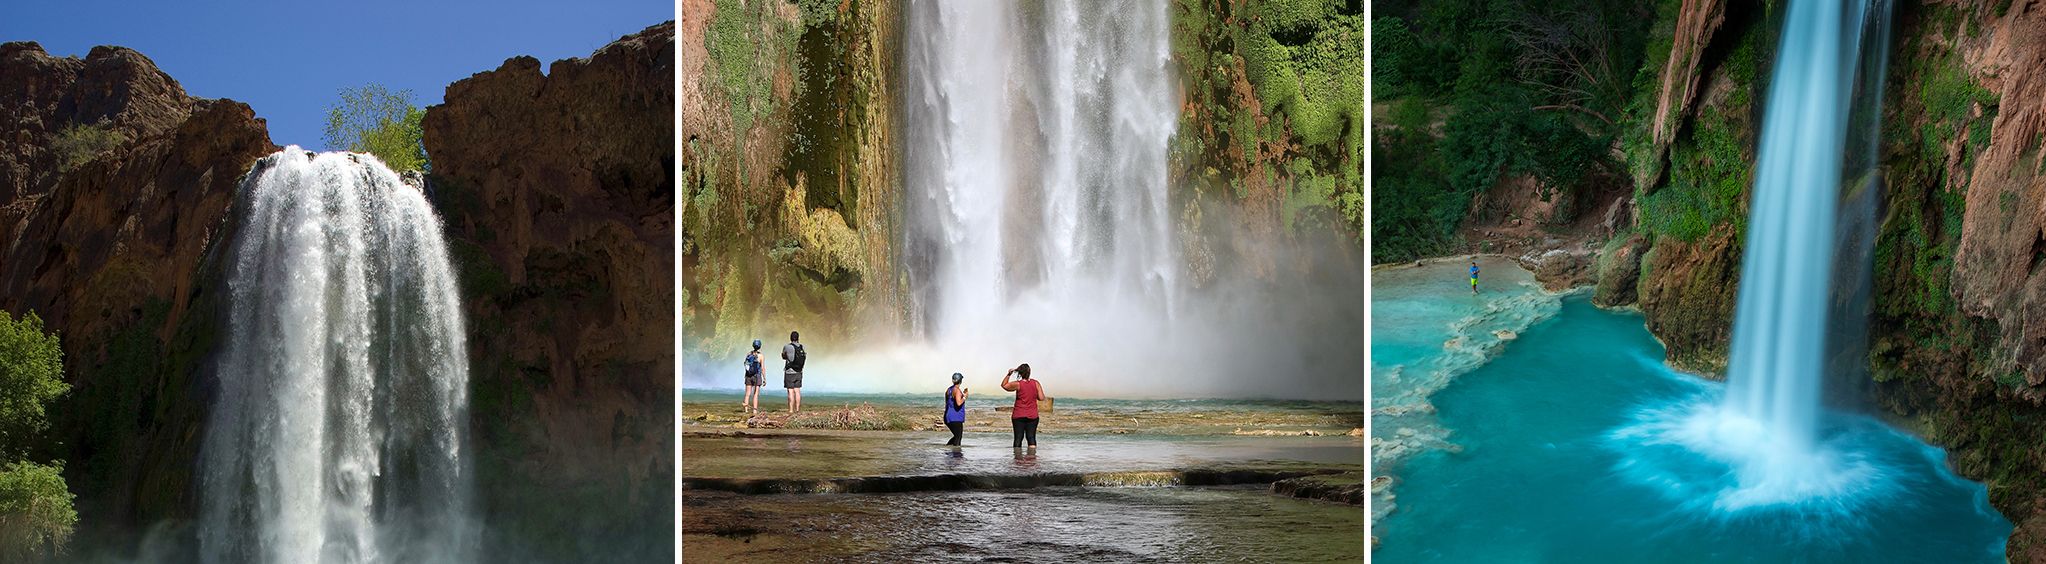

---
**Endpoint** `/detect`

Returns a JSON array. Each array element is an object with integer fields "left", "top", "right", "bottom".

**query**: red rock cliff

[
  {"left": 421, "top": 21, "right": 675, "bottom": 560},
  {"left": 0, "top": 41, "right": 274, "bottom": 539}
]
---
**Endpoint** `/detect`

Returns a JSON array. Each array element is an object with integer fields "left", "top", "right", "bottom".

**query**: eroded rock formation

[
  {"left": 0, "top": 41, "right": 274, "bottom": 541},
  {"left": 422, "top": 21, "right": 675, "bottom": 561}
]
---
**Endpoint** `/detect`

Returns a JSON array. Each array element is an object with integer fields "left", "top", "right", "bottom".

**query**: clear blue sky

[{"left": 2, "top": 0, "right": 672, "bottom": 149}]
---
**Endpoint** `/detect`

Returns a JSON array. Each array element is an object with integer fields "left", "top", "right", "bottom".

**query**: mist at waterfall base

[
  {"left": 802, "top": 233, "right": 1361, "bottom": 401},
  {"left": 194, "top": 149, "right": 477, "bottom": 563},
  {"left": 681, "top": 0, "right": 1363, "bottom": 400}
]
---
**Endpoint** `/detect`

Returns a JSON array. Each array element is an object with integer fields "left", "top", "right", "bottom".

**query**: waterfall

[
  {"left": 1707, "top": 0, "right": 1891, "bottom": 501},
  {"left": 199, "top": 149, "right": 475, "bottom": 563},
  {"left": 898, "top": 0, "right": 1181, "bottom": 389}
]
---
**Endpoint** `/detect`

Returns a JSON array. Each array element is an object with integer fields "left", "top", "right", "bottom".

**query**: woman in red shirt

[{"left": 1001, "top": 363, "right": 1049, "bottom": 449}]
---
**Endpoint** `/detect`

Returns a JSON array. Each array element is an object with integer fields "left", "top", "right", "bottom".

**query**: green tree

[
  {"left": 0, "top": 311, "right": 63, "bottom": 458},
  {"left": 323, "top": 84, "right": 428, "bottom": 173},
  {"left": 0, "top": 462, "right": 74, "bottom": 561},
  {"left": 0, "top": 311, "right": 71, "bottom": 560}
]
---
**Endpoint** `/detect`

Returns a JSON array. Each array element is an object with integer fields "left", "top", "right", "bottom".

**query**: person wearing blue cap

[
  {"left": 943, "top": 373, "right": 968, "bottom": 446},
  {"left": 742, "top": 339, "right": 765, "bottom": 414}
]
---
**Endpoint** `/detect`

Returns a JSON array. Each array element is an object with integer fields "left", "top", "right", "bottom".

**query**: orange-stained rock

[{"left": 1948, "top": 2, "right": 2046, "bottom": 391}]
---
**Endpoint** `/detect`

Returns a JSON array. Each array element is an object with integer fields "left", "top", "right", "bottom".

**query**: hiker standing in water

[
  {"left": 1470, "top": 260, "right": 1480, "bottom": 294},
  {"left": 782, "top": 331, "right": 806, "bottom": 413},
  {"left": 944, "top": 372, "right": 967, "bottom": 446},
  {"left": 1001, "top": 363, "right": 1048, "bottom": 449},
  {"left": 742, "top": 340, "right": 765, "bottom": 414}
]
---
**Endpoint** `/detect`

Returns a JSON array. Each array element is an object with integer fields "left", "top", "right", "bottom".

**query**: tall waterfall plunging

[
  {"left": 1722, "top": 0, "right": 1870, "bottom": 461},
  {"left": 896, "top": 0, "right": 1186, "bottom": 392},
  {"left": 1611, "top": 0, "right": 1897, "bottom": 513},
  {"left": 199, "top": 149, "right": 475, "bottom": 563}
]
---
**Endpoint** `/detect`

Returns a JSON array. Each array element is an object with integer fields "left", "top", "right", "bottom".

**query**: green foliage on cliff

[
  {"left": 1872, "top": 22, "right": 1995, "bottom": 334},
  {"left": 50, "top": 124, "right": 127, "bottom": 173},
  {"left": 687, "top": 0, "right": 893, "bottom": 366},
  {"left": 1241, "top": 0, "right": 1364, "bottom": 147},
  {"left": 1170, "top": 0, "right": 1364, "bottom": 241},
  {"left": 1640, "top": 104, "right": 1751, "bottom": 242},
  {"left": 323, "top": 84, "right": 427, "bottom": 172},
  {"left": 705, "top": 0, "right": 801, "bottom": 144},
  {"left": 1916, "top": 55, "right": 1998, "bottom": 171},
  {"left": 0, "top": 311, "right": 72, "bottom": 560},
  {"left": 1616, "top": 0, "right": 1685, "bottom": 183}
]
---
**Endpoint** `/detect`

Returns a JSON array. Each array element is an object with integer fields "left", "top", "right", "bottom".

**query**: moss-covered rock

[
  {"left": 1593, "top": 231, "right": 1652, "bottom": 307},
  {"left": 681, "top": 0, "right": 902, "bottom": 366}
]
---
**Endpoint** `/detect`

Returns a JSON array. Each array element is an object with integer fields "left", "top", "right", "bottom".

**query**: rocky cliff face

[
  {"left": 0, "top": 41, "right": 274, "bottom": 543},
  {"left": 1602, "top": 0, "right": 1771, "bottom": 374},
  {"left": 421, "top": 21, "right": 675, "bottom": 561},
  {"left": 681, "top": 0, "right": 902, "bottom": 372},
  {"left": 1882, "top": 2, "right": 2046, "bottom": 559}
]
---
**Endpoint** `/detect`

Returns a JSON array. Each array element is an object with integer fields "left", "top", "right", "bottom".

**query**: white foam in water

[
  {"left": 199, "top": 149, "right": 475, "bottom": 563},
  {"left": 1610, "top": 395, "right": 1885, "bottom": 516}
]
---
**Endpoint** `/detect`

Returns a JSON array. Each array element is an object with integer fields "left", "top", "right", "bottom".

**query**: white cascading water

[
  {"left": 199, "top": 149, "right": 475, "bottom": 563},
  {"left": 896, "top": 0, "right": 1181, "bottom": 392},
  {"left": 1672, "top": 0, "right": 1886, "bottom": 507}
]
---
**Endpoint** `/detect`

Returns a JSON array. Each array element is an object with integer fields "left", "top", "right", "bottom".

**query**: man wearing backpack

[{"left": 782, "top": 331, "right": 807, "bottom": 413}]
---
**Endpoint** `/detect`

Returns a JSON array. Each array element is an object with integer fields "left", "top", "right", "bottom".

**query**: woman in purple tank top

[{"left": 944, "top": 372, "right": 967, "bottom": 446}]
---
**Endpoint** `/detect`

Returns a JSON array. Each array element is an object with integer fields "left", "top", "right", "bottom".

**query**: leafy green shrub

[
  {"left": 1372, "top": 98, "right": 1460, "bottom": 262},
  {"left": 0, "top": 311, "right": 71, "bottom": 560},
  {"left": 1371, "top": 0, "right": 1656, "bottom": 260},
  {"left": 0, "top": 462, "right": 74, "bottom": 561},
  {"left": 323, "top": 84, "right": 427, "bottom": 172},
  {"left": 1371, "top": 17, "right": 1418, "bottom": 100},
  {"left": 0, "top": 311, "right": 63, "bottom": 458},
  {"left": 49, "top": 124, "right": 126, "bottom": 172}
]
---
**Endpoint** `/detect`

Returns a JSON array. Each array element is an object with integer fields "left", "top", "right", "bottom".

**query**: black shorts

[
  {"left": 784, "top": 371, "right": 802, "bottom": 389},
  {"left": 745, "top": 371, "right": 763, "bottom": 387}
]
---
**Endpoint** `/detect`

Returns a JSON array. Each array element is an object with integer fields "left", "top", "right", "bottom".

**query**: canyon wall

[
  {"left": 422, "top": 21, "right": 676, "bottom": 561},
  {"left": 0, "top": 41, "right": 274, "bottom": 546},
  {"left": 681, "top": 0, "right": 904, "bottom": 370}
]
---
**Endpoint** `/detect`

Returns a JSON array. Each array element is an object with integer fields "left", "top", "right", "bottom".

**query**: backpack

[
  {"left": 743, "top": 352, "right": 761, "bottom": 376},
  {"left": 789, "top": 343, "right": 807, "bottom": 371}
]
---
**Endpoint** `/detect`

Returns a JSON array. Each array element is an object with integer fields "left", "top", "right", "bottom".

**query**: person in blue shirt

[
  {"left": 742, "top": 340, "right": 765, "bottom": 414},
  {"left": 944, "top": 372, "right": 968, "bottom": 446},
  {"left": 1470, "top": 261, "right": 1480, "bottom": 294}
]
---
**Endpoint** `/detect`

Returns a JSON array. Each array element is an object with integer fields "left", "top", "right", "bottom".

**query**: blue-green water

[
  {"left": 682, "top": 390, "right": 1351, "bottom": 414},
  {"left": 1371, "top": 266, "right": 2011, "bottom": 561},
  {"left": 1371, "top": 257, "right": 1560, "bottom": 520}
]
